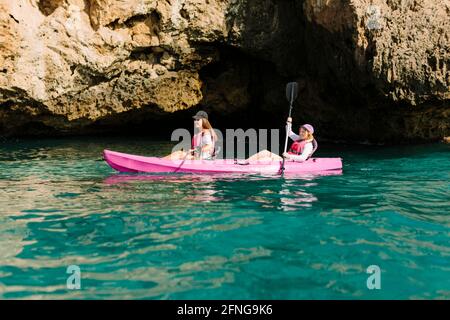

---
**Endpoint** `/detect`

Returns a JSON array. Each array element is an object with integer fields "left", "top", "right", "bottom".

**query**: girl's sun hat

[{"left": 301, "top": 124, "right": 314, "bottom": 134}]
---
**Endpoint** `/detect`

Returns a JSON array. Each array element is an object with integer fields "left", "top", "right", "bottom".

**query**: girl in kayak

[
  {"left": 247, "top": 117, "right": 317, "bottom": 162},
  {"left": 164, "top": 111, "right": 217, "bottom": 160}
]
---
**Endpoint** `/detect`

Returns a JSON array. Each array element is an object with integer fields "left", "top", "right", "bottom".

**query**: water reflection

[
  {"left": 103, "top": 174, "right": 225, "bottom": 203},
  {"left": 279, "top": 190, "right": 318, "bottom": 211},
  {"left": 102, "top": 171, "right": 342, "bottom": 213}
]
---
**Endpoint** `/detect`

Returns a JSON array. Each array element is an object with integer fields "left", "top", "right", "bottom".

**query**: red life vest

[{"left": 288, "top": 140, "right": 308, "bottom": 155}]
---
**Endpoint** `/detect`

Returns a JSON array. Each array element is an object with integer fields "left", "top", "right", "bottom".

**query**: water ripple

[{"left": 0, "top": 139, "right": 449, "bottom": 299}]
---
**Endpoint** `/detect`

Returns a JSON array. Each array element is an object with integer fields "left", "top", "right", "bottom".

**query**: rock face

[
  {"left": 0, "top": 0, "right": 449, "bottom": 142},
  {"left": 298, "top": 0, "right": 450, "bottom": 141}
]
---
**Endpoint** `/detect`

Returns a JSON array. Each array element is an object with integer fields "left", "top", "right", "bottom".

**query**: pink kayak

[{"left": 103, "top": 149, "right": 342, "bottom": 174}]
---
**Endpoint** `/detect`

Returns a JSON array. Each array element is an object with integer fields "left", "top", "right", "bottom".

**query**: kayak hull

[{"left": 103, "top": 149, "right": 343, "bottom": 174}]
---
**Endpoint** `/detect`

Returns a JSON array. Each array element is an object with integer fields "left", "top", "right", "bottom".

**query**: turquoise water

[{"left": 0, "top": 137, "right": 449, "bottom": 299}]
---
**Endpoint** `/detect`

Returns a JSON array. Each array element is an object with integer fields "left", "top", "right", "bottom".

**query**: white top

[
  {"left": 196, "top": 132, "right": 213, "bottom": 146},
  {"left": 286, "top": 123, "right": 314, "bottom": 162},
  {"left": 194, "top": 131, "right": 214, "bottom": 159}
]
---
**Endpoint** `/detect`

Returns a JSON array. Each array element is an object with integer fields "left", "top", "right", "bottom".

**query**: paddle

[
  {"left": 280, "top": 82, "right": 299, "bottom": 175},
  {"left": 174, "top": 147, "right": 191, "bottom": 173}
]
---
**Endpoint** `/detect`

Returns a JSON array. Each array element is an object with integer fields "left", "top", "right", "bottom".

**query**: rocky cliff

[{"left": 0, "top": 0, "right": 449, "bottom": 143}]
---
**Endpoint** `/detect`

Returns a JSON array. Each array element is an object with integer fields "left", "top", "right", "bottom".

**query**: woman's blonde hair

[
  {"left": 305, "top": 131, "right": 314, "bottom": 141},
  {"left": 201, "top": 118, "right": 218, "bottom": 141}
]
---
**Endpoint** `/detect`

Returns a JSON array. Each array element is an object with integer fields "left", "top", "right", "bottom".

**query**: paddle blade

[{"left": 286, "top": 82, "right": 298, "bottom": 103}]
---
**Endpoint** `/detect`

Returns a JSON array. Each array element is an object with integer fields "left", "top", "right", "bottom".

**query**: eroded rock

[{"left": 0, "top": 0, "right": 448, "bottom": 142}]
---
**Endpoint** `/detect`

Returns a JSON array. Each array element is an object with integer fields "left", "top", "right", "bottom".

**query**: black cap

[{"left": 192, "top": 110, "right": 208, "bottom": 120}]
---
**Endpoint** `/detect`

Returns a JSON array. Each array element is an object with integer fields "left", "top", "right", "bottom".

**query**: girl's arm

[{"left": 286, "top": 122, "right": 300, "bottom": 141}]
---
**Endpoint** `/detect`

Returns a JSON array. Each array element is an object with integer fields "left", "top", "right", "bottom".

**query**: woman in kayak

[
  {"left": 164, "top": 111, "right": 217, "bottom": 160},
  {"left": 247, "top": 117, "right": 317, "bottom": 161}
]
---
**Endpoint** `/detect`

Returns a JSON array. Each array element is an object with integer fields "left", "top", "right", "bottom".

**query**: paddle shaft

[
  {"left": 283, "top": 104, "right": 294, "bottom": 154},
  {"left": 280, "top": 89, "right": 296, "bottom": 174},
  {"left": 174, "top": 148, "right": 190, "bottom": 173}
]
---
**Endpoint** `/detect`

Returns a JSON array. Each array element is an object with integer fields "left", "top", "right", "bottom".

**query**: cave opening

[
  {"left": 80, "top": 44, "right": 292, "bottom": 142},
  {"left": 196, "top": 44, "right": 292, "bottom": 132}
]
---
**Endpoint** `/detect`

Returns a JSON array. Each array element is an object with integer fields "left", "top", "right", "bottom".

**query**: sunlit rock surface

[{"left": 0, "top": 0, "right": 448, "bottom": 142}]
